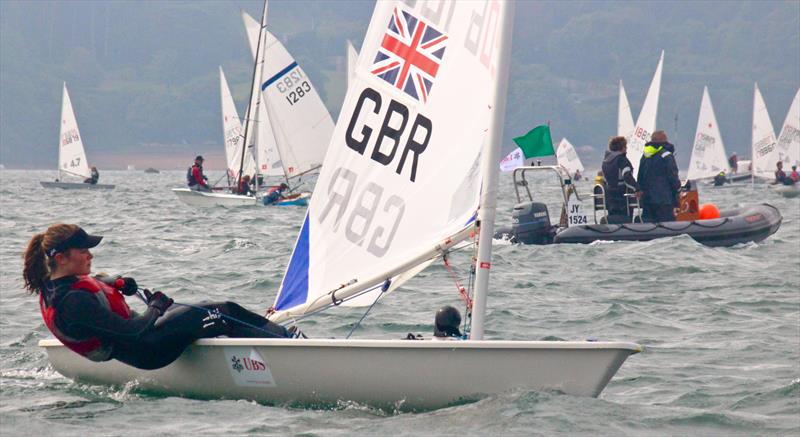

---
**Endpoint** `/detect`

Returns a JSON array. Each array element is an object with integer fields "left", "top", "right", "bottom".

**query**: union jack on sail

[{"left": 371, "top": 7, "right": 447, "bottom": 103}]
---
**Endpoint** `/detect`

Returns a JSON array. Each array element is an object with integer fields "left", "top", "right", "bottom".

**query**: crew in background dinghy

[{"left": 24, "top": 224, "right": 294, "bottom": 370}]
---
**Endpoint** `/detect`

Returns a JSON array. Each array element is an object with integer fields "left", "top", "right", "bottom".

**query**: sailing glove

[{"left": 146, "top": 291, "right": 174, "bottom": 315}]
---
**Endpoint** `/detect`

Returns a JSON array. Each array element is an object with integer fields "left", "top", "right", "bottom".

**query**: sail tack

[
  {"left": 751, "top": 84, "right": 778, "bottom": 179},
  {"left": 776, "top": 88, "right": 800, "bottom": 168},
  {"left": 58, "top": 83, "right": 92, "bottom": 180},
  {"left": 272, "top": 1, "right": 504, "bottom": 320},
  {"left": 687, "top": 87, "right": 729, "bottom": 180},
  {"left": 627, "top": 50, "right": 664, "bottom": 178}
]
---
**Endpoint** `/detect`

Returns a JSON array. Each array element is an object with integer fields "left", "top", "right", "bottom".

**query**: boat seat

[
  {"left": 624, "top": 192, "right": 643, "bottom": 223},
  {"left": 591, "top": 184, "right": 607, "bottom": 224}
]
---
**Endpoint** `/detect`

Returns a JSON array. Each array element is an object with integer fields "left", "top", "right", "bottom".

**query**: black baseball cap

[
  {"left": 195, "top": 155, "right": 204, "bottom": 161},
  {"left": 46, "top": 227, "right": 103, "bottom": 257}
]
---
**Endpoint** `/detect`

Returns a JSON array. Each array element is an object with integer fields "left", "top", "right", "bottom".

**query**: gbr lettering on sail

[{"left": 319, "top": 1, "right": 502, "bottom": 257}]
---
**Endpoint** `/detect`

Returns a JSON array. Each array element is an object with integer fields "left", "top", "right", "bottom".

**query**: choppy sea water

[{"left": 1, "top": 169, "right": 798, "bottom": 436}]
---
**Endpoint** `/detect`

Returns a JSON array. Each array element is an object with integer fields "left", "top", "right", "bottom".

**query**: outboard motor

[{"left": 510, "top": 201, "right": 554, "bottom": 244}]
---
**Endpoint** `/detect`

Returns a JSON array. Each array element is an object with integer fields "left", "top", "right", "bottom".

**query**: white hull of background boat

[
  {"left": 41, "top": 338, "right": 640, "bottom": 410},
  {"left": 772, "top": 184, "right": 800, "bottom": 198},
  {"left": 172, "top": 188, "right": 256, "bottom": 207},
  {"left": 40, "top": 181, "right": 115, "bottom": 190}
]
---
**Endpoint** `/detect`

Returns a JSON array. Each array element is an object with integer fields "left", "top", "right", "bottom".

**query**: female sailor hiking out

[{"left": 24, "top": 224, "right": 296, "bottom": 370}]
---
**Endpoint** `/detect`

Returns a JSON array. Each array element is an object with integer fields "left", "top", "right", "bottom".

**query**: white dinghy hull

[
  {"left": 772, "top": 184, "right": 800, "bottom": 198},
  {"left": 41, "top": 338, "right": 639, "bottom": 410},
  {"left": 40, "top": 181, "right": 115, "bottom": 190},
  {"left": 172, "top": 188, "right": 257, "bottom": 207}
]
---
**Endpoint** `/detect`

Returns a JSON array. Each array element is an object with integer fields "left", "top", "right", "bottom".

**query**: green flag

[{"left": 513, "top": 125, "right": 554, "bottom": 159}]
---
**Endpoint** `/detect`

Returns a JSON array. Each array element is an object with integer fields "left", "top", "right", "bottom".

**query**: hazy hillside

[{"left": 1, "top": 0, "right": 797, "bottom": 169}]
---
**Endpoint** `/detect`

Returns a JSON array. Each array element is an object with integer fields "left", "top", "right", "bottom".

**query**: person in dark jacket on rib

[
  {"left": 601, "top": 136, "right": 640, "bottom": 223},
  {"left": 637, "top": 131, "right": 681, "bottom": 223}
]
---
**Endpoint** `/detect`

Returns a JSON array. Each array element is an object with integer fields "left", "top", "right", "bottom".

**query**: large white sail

[
  {"left": 617, "top": 80, "right": 635, "bottom": 138},
  {"left": 751, "top": 83, "right": 778, "bottom": 179},
  {"left": 272, "top": 1, "right": 501, "bottom": 318},
  {"left": 627, "top": 50, "right": 664, "bottom": 178},
  {"left": 58, "top": 83, "right": 91, "bottom": 179},
  {"left": 556, "top": 138, "right": 584, "bottom": 175},
  {"left": 776, "top": 88, "right": 800, "bottom": 168},
  {"left": 219, "top": 67, "right": 251, "bottom": 179},
  {"left": 687, "top": 87, "right": 729, "bottom": 180},
  {"left": 243, "top": 11, "right": 334, "bottom": 179},
  {"left": 347, "top": 40, "right": 358, "bottom": 85}
]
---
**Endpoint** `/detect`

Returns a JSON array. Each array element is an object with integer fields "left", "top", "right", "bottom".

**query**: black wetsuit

[
  {"left": 84, "top": 169, "right": 99, "bottom": 185},
  {"left": 44, "top": 276, "right": 289, "bottom": 370}
]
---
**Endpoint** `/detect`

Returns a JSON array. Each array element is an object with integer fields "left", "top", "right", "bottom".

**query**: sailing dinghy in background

[
  {"left": 40, "top": 83, "right": 115, "bottom": 190},
  {"left": 172, "top": 66, "right": 261, "bottom": 207},
  {"left": 626, "top": 50, "right": 664, "bottom": 178},
  {"left": 555, "top": 138, "right": 584, "bottom": 178},
  {"left": 776, "top": 88, "right": 799, "bottom": 169},
  {"left": 687, "top": 87, "right": 730, "bottom": 181},
  {"left": 242, "top": 11, "right": 334, "bottom": 206},
  {"left": 42, "top": 1, "right": 639, "bottom": 409},
  {"left": 751, "top": 83, "right": 779, "bottom": 182},
  {"left": 771, "top": 89, "right": 800, "bottom": 197}
]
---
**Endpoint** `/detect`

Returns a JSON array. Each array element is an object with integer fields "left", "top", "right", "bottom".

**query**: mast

[
  {"left": 471, "top": 1, "right": 515, "bottom": 340},
  {"left": 58, "top": 82, "right": 66, "bottom": 180},
  {"left": 752, "top": 83, "right": 757, "bottom": 188},
  {"left": 237, "top": 0, "right": 269, "bottom": 191}
]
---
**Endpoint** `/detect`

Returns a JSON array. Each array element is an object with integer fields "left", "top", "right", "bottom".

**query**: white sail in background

[
  {"left": 219, "top": 67, "right": 251, "bottom": 179},
  {"left": 617, "top": 80, "right": 635, "bottom": 138},
  {"left": 272, "top": 1, "right": 501, "bottom": 317},
  {"left": 58, "top": 83, "right": 91, "bottom": 180},
  {"left": 687, "top": 87, "right": 729, "bottom": 180},
  {"left": 751, "top": 83, "right": 778, "bottom": 179},
  {"left": 776, "top": 88, "right": 800, "bottom": 167},
  {"left": 627, "top": 50, "right": 664, "bottom": 178},
  {"left": 347, "top": 40, "right": 358, "bottom": 85},
  {"left": 241, "top": 14, "right": 282, "bottom": 178},
  {"left": 243, "top": 11, "right": 334, "bottom": 179},
  {"left": 556, "top": 138, "right": 584, "bottom": 175}
]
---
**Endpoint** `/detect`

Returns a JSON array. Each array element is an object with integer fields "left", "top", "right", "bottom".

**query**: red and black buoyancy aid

[{"left": 40, "top": 275, "right": 133, "bottom": 361}]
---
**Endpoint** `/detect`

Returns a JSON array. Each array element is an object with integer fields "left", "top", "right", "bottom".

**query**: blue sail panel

[{"left": 275, "top": 214, "right": 310, "bottom": 311}]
